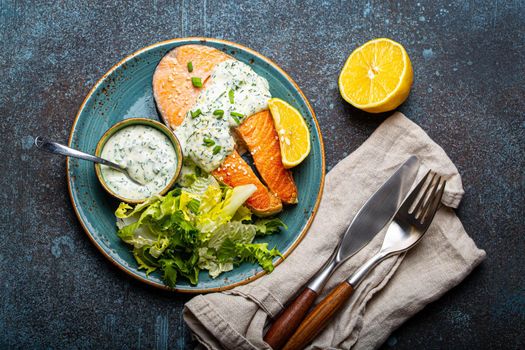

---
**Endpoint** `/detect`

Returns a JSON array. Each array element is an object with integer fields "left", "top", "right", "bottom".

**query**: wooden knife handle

[
  {"left": 282, "top": 281, "right": 354, "bottom": 350},
  {"left": 264, "top": 287, "right": 318, "bottom": 350}
]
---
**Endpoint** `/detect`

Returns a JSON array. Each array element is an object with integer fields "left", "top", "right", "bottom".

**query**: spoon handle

[{"left": 34, "top": 137, "right": 123, "bottom": 170}]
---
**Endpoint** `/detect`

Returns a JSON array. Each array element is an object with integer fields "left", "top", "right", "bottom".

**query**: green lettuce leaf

[
  {"left": 176, "top": 158, "right": 201, "bottom": 187},
  {"left": 238, "top": 243, "right": 282, "bottom": 273},
  {"left": 218, "top": 239, "right": 282, "bottom": 273},
  {"left": 133, "top": 247, "right": 159, "bottom": 275},
  {"left": 159, "top": 259, "right": 178, "bottom": 287},
  {"left": 115, "top": 189, "right": 200, "bottom": 285},
  {"left": 115, "top": 193, "right": 164, "bottom": 219},
  {"left": 187, "top": 199, "right": 201, "bottom": 214},
  {"left": 254, "top": 218, "right": 287, "bottom": 236},
  {"left": 221, "top": 185, "right": 257, "bottom": 217},
  {"left": 196, "top": 184, "right": 256, "bottom": 233},
  {"left": 196, "top": 222, "right": 257, "bottom": 278},
  {"left": 193, "top": 177, "right": 222, "bottom": 214},
  {"left": 197, "top": 247, "right": 234, "bottom": 278},
  {"left": 186, "top": 175, "right": 220, "bottom": 197},
  {"left": 149, "top": 237, "right": 170, "bottom": 258},
  {"left": 232, "top": 205, "right": 252, "bottom": 222},
  {"left": 118, "top": 222, "right": 157, "bottom": 249},
  {"left": 114, "top": 176, "right": 282, "bottom": 286},
  {"left": 208, "top": 222, "right": 257, "bottom": 250},
  {"left": 159, "top": 250, "right": 199, "bottom": 287}
]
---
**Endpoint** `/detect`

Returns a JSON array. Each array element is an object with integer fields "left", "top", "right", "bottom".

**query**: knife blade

[
  {"left": 333, "top": 155, "right": 421, "bottom": 268},
  {"left": 264, "top": 156, "right": 420, "bottom": 350}
]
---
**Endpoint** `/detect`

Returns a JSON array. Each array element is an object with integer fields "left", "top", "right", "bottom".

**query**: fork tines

[{"left": 400, "top": 170, "right": 447, "bottom": 226}]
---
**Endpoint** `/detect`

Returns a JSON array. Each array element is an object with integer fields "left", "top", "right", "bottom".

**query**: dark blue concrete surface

[{"left": 1, "top": 1, "right": 524, "bottom": 349}]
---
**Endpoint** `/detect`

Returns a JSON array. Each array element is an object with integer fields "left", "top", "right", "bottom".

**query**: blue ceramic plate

[{"left": 67, "top": 38, "right": 325, "bottom": 292}]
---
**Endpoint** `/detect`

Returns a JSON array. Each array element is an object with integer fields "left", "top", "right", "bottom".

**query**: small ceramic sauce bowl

[{"left": 94, "top": 118, "right": 183, "bottom": 203}]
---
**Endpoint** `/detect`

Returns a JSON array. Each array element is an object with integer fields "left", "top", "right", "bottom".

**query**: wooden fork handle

[
  {"left": 264, "top": 287, "right": 318, "bottom": 349},
  {"left": 282, "top": 281, "right": 354, "bottom": 350}
]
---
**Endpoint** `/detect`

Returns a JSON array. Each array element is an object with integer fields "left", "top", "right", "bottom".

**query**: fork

[{"left": 281, "top": 171, "right": 446, "bottom": 350}]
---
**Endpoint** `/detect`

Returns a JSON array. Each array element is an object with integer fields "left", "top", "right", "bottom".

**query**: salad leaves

[{"left": 114, "top": 175, "right": 286, "bottom": 287}]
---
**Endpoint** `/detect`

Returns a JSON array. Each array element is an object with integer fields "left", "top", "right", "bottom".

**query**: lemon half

[{"left": 339, "top": 38, "right": 413, "bottom": 113}]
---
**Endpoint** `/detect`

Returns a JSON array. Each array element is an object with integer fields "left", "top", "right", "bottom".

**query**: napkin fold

[{"left": 183, "top": 112, "right": 486, "bottom": 350}]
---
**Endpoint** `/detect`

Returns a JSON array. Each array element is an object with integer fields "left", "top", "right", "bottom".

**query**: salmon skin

[
  {"left": 152, "top": 45, "right": 231, "bottom": 128},
  {"left": 236, "top": 110, "right": 298, "bottom": 204},
  {"left": 212, "top": 150, "right": 283, "bottom": 217}
]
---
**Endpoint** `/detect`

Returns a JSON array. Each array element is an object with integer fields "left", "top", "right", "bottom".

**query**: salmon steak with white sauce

[{"left": 152, "top": 44, "right": 298, "bottom": 216}]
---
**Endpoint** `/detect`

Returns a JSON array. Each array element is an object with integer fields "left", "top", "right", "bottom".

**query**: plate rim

[{"left": 67, "top": 37, "right": 325, "bottom": 293}]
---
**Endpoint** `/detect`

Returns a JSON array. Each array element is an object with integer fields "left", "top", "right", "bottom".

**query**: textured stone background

[{"left": 1, "top": 0, "right": 524, "bottom": 349}]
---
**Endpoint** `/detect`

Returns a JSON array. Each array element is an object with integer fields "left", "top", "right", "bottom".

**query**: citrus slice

[
  {"left": 268, "top": 98, "right": 311, "bottom": 168},
  {"left": 338, "top": 38, "right": 413, "bottom": 113}
]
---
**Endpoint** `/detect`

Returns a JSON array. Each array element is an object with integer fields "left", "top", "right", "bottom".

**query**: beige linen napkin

[{"left": 183, "top": 112, "right": 486, "bottom": 350}]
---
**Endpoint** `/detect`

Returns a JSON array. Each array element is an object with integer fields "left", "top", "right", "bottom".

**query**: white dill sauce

[
  {"left": 100, "top": 125, "right": 177, "bottom": 200},
  {"left": 175, "top": 59, "right": 271, "bottom": 172}
]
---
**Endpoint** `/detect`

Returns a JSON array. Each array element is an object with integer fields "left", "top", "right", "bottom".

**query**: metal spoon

[{"left": 34, "top": 137, "right": 146, "bottom": 186}]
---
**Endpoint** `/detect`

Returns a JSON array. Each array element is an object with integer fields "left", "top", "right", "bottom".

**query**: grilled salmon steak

[
  {"left": 237, "top": 110, "right": 298, "bottom": 204},
  {"left": 153, "top": 44, "right": 299, "bottom": 216},
  {"left": 212, "top": 150, "right": 282, "bottom": 216},
  {"left": 152, "top": 44, "right": 231, "bottom": 128}
]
